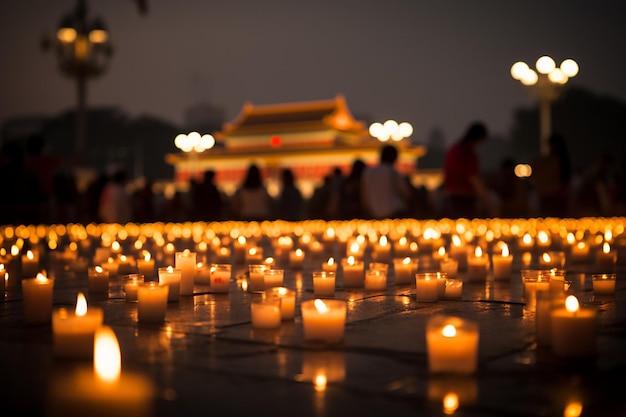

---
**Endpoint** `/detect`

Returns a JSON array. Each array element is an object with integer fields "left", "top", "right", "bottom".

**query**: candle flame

[
  {"left": 314, "top": 373, "right": 327, "bottom": 392},
  {"left": 443, "top": 392, "right": 459, "bottom": 415},
  {"left": 474, "top": 246, "right": 482, "bottom": 257},
  {"left": 75, "top": 292, "right": 87, "bottom": 316},
  {"left": 26, "top": 250, "right": 34, "bottom": 260},
  {"left": 563, "top": 400, "right": 583, "bottom": 417},
  {"left": 542, "top": 252, "right": 552, "bottom": 263},
  {"left": 11, "top": 245, "right": 19, "bottom": 256},
  {"left": 327, "top": 257, "right": 335, "bottom": 266},
  {"left": 119, "top": 255, "right": 127, "bottom": 262},
  {"left": 111, "top": 241, "right": 121, "bottom": 251},
  {"left": 183, "top": 248, "right": 191, "bottom": 256},
  {"left": 237, "top": 235, "right": 246, "bottom": 245},
  {"left": 576, "top": 241, "right": 586, "bottom": 250},
  {"left": 167, "top": 265, "right": 174, "bottom": 273},
  {"left": 603, "top": 242, "right": 611, "bottom": 254},
  {"left": 538, "top": 231, "right": 549, "bottom": 244},
  {"left": 325, "top": 227, "right": 335, "bottom": 238},
  {"left": 501, "top": 244, "right": 509, "bottom": 257},
  {"left": 94, "top": 326, "right": 121, "bottom": 384},
  {"left": 264, "top": 257, "right": 274, "bottom": 265},
  {"left": 452, "top": 235, "right": 462, "bottom": 247},
  {"left": 277, "top": 287, "right": 288, "bottom": 296},
  {"left": 347, "top": 256, "right": 355, "bottom": 266},
  {"left": 349, "top": 242, "right": 360, "bottom": 254},
  {"left": 314, "top": 299, "right": 329, "bottom": 314},
  {"left": 522, "top": 233, "right": 532, "bottom": 245},
  {"left": 565, "top": 295, "right": 579, "bottom": 313},
  {"left": 403, "top": 257, "right": 411, "bottom": 265},
  {"left": 35, "top": 272, "right": 47, "bottom": 283},
  {"left": 379, "top": 235, "right": 388, "bottom": 246},
  {"left": 399, "top": 236, "right": 408, "bottom": 246},
  {"left": 295, "top": 248, "right": 303, "bottom": 256},
  {"left": 249, "top": 247, "right": 257, "bottom": 255},
  {"left": 442, "top": 324, "right": 457, "bottom": 338},
  {"left": 438, "top": 246, "right": 446, "bottom": 257},
  {"left": 566, "top": 233, "right": 576, "bottom": 245}
]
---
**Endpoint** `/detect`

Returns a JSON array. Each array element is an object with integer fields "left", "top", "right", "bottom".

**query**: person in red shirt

[{"left": 442, "top": 122, "right": 498, "bottom": 218}]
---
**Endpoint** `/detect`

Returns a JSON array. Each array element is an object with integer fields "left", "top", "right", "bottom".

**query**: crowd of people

[{"left": 3, "top": 126, "right": 626, "bottom": 226}]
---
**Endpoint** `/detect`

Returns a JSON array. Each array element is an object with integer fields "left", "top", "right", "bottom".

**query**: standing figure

[{"left": 231, "top": 164, "right": 272, "bottom": 221}]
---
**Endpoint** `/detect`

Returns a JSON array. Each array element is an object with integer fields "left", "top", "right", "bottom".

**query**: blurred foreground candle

[
  {"left": 467, "top": 247, "right": 488, "bottom": 282},
  {"left": 22, "top": 272, "right": 54, "bottom": 324},
  {"left": 313, "top": 271, "right": 336, "bottom": 297},
  {"left": 426, "top": 315, "right": 479, "bottom": 374},
  {"left": 175, "top": 250, "right": 196, "bottom": 296},
  {"left": 47, "top": 326, "right": 153, "bottom": 417},
  {"left": 52, "top": 292, "right": 103, "bottom": 358},
  {"left": 594, "top": 242, "right": 616, "bottom": 272},
  {"left": 210, "top": 263, "right": 231, "bottom": 293},
  {"left": 416, "top": 273, "right": 440, "bottom": 302},
  {"left": 551, "top": 295, "right": 597, "bottom": 357},
  {"left": 250, "top": 295, "right": 281, "bottom": 329},
  {"left": 137, "top": 282, "right": 169, "bottom": 323},
  {"left": 123, "top": 274, "right": 144, "bottom": 302},
  {"left": 21, "top": 249, "right": 40, "bottom": 278},
  {"left": 491, "top": 243, "right": 512, "bottom": 281},
  {"left": 301, "top": 299, "right": 347, "bottom": 344},
  {"left": 158, "top": 267, "right": 181, "bottom": 302},
  {"left": 267, "top": 287, "right": 296, "bottom": 320},
  {"left": 535, "top": 291, "right": 565, "bottom": 347},
  {"left": 88, "top": 266, "right": 110, "bottom": 299},
  {"left": 592, "top": 273, "right": 616, "bottom": 295},
  {"left": 341, "top": 256, "right": 364, "bottom": 288}
]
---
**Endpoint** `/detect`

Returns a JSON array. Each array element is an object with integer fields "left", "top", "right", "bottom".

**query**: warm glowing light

[
  {"left": 563, "top": 400, "right": 583, "bottom": 417},
  {"left": 95, "top": 265, "right": 104, "bottom": 273},
  {"left": 295, "top": 248, "right": 303, "bottom": 257},
  {"left": 347, "top": 256, "right": 355, "bottom": 266},
  {"left": 438, "top": 246, "right": 446, "bottom": 257},
  {"left": 565, "top": 295, "right": 579, "bottom": 313},
  {"left": 403, "top": 257, "right": 411, "bottom": 265},
  {"left": 576, "top": 241, "right": 586, "bottom": 250},
  {"left": 26, "top": 250, "right": 35, "bottom": 260},
  {"left": 314, "top": 373, "right": 328, "bottom": 392},
  {"left": 522, "top": 233, "right": 532, "bottom": 245},
  {"left": 521, "top": 69, "right": 538, "bottom": 85},
  {"left": 349, "top": 242, "right": 360, "bottom": 254},
  {"left": 277, "top": 287, "right": 288, "bottom": 296},
  {"left": 603, "top": 242, "right": 611, "bottom": 254},
  {"left": 452, "top": 235, "right": 462, "bottom": 247},
  {"left": 548, "top": 68, "right": 568, "bottom": 84},
  {"left": 536, "top": 55, "right": 556, "bottom": 74},
  {"left": 442, "top": 324, "right": 457, "bottom": 338},
  {"left": 57, "top": 27, "right": 77, "bottom": 43},
  {"left": 249, "top": 247, "right": 257, "bottom": 255},
  {"left": 443, "top": 392, "right": 460, "bottom": 414},
  {"left": 166, "top": 265, "right": 174, "bottom": 273},
  {"left": 94, "top": 326, "right": 121, "bottom": 384},
  {"left": 379, "top": 235, "right": 388, "bottom": 246},
  {"left": 88, "top": 29, "right": 108, "bottom": 43},
  {"left": 538, "top": 231, "right": 549, "bottom": 244},
  {"left": 75, "top": 292, "right": 87, "bottom": 316},
  {"left": 542, "top": 252, "right": 552, "bottom": 263},
  {"left": 560, "top": 59, "right": 579, "bottom": 77},
  {"left": 237, "top": 236, "right": 246, "bottom": 245},
  {"left": 327, "top": 257, "right": 335, "bottom": 266},
  {"left": 314, "top": 299, "right": 329, "bottom": 314},
  {"left": 510, "top": 61, "right": 529, "bottom": 80},
  {"left": 514, "top": 163, "right": 532, "bottom": 178},
  {"left": 144, "top": 252, "right": 151, "bottom": 262},
  {"left": 36, "top": 273, "right": 48, "bottom": 283},
  {"left": 474, "top": 246, "right": 482, "bottom": 258},
  {"left": 501, "top": 244, "right": 509, "bottom": 257}
]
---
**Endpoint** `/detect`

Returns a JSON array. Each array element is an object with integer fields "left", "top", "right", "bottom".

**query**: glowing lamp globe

[
  {"left": 548, "top": 68, "right": 568, "bottom": 85},
  {"left": 510, "top": 61, "right": 529, "bottom": 80},
  {"left": 560, "top": 59, "right": 579, "bottom": 77},
  {"left": 521, "top": 69, "right": 538, "bottom": 86},
  {"left": 536, "top": 56, "right": 556, "bottom": 74}
]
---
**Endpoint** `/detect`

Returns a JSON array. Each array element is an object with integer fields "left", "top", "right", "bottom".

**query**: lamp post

[
  {"left": 369, "top": 120, "right": 413, "bottom": 143},
  {"left": 174, "top": 132, "right": 216, "bottom": 182},
  {"left": 43, "top": 0, "right": 112, "bottom": 160},
  {"left": 511, "top": 56, "right": 579, "bottom": 156}
]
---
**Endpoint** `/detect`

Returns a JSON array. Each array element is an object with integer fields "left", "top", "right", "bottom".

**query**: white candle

[
  {"left": 592, "top": 273, "right": 616, "bottom": 295},
  {"left": 123, "top": 274, "right": 144, "bottom": 302},
  {"left": 194, "top": 262, "right": 211, "bottom": 286},
  {"left": 158, "top": 266, "right": 181, "bottom": 302},
  {"left": 289, "top": 248, "right": 305, "bottom": 270},
  {"left": 136, "top": 252, "right": 155, "bottom": 282},
  {"left": 267, "top": 287, "right": 296, "bottom": 320},
  {"left": 137, "top": 282, "right": 169, "bottom": 323},
  {"left": 444, "top": 279, "right": 463, "bottom": 300},
  {"left": 322, "top": 257, "right": 338, "bottom": 273},
  {"left": 52, "top": 292, "right": 103, "bottom": 358},
  {"left": 594, "top": 242, "right": 616, "bottom": 272},
  {"left": 373, "top": 235, "right": 391, "bottom": 262},
  {"left": 175, "top": 250, "right": 196, "bottom": 296},
  {"left": 313, "top": 271, "right": 336, "bottom": 297},
  {"left": 393, "top": 257, "right": 415, "bottom": 285},
  {"left": 426, "top": 315, "right": 479, "bottom": 374},
  {"left": 364, "top": 268, "right": 387, "bottom": 291},
  {"left": 466, "top": 246, "right": 488, "bottom": 282},
  {"left": 263, "top": 269, "right": 284, "bottom": 290},
  {"left": 301, "top": 299, "right": 347, "bottom": 344},
  {"left": 210, "top": 263, "right": 231, "bottom": 293},
  {"left": 22, "top": 272, "right": 54, "bottom": 324},
  {"left": 248, "top": 264, "right": 268, "bottom": 292},
  {"left": 88, "top": 266, "right": 110, "bottom": 299},
  {"left": 416, "top": 273, "right": 440, "bottom": 302},
  {"left": 250, "top": 296, "right": 281, "bottom": 329},
  {"left": 341, "top": 256, "right": 364, "bottom": 288},
  {"left": 551, "top": 295, "right": 597, "bottom": 357},
  {"left": 491, "top": 244, "right": 512, "bottom": 281},
  {"left": 21, "top": 249, "right": 40, "bottom": 278}
]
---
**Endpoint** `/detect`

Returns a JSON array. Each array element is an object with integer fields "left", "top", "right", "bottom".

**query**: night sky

[{"left": 1, "top": 0, "right": 625, "bottom": 146}]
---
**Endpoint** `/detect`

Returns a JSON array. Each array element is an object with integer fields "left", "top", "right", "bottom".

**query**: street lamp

[
  {"left": 43, "top": 0, "right": 113, "bottom": 160},
  {"left": 511, "top": 55, "right": 579, "bottom": 156},
  {"left": 369, "top": 120, "right": 413, "bottom": 143},
  {"left": 174, "top": 132, "right": 216, "bottom": 181}
]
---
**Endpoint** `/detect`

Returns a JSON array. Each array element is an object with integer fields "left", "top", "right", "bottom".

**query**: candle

[
  {"left": 215, "top": 246, "right": 231, "bottom": 264},
  {"left": 594, "top": 242, "right": 616, "bottom": 272},
  {"left": 88, "top": 266, "right": 110, "bottom": 299},
  {"left": 426, "top": 315, "right": 479, "bottom": 374},
  {"left": 22, "top": 272, "right": 54, "bottom": 324},
  {"left": 123, "top": 274, "right": 144, "bottom": 302},
  {"left": 364, "top": 268, "right": 387, "bottom": 291},
  {"left": 536, "top": 230, "right": 551, "bottom": 249},
  {"left": 569, "top": 241, "right": 589, "bottom": 264},
  {"left": 263, "top": 268, "right": 284, "bottom": 289},
  {"left": 551, "top": 295, "right": 597, "bottom": 357},
  {"left": 0, "top": 264, "right": 6, "bottom": 301},
  {"left": 393, "top": 257, "right": 416, "bottom": 285},
  {"left": 137, "top": 282, "right": 169, "bottom": 323},
  {"left": 439, "top": 257, "right": 458, "bottom": 279},
  {"left": 522, "top": 269, "right": 550, "bottom": 312},
  {"left": 116, "top": 254, "right": 134, "bottom": 276},
  {"left": 195, "top": 262, "right": 211, "bottom": 286},
  {"left": 267, "top": 287, "right": 296, "bottom": 320},
  {"left": 538, "top": 251, "right": 565, "bottom": 270},
  {"left": 233, "top": 235, "right": 247, "bottom": 264},
  {"left": 47, "top": 326, "right": 154, "bottom": 417},
  {"left": 301, "top": 299, "right": 347, "bottom": 344},
  {"left": 289, "top": 248, "right": 305, "bottom": 270},
  {"left": 313, "top": 271, "right": 336, "bottom": 297},
  {"left": 592, "top": 273, "right": 616, "bottom": 295},
  {"left": 136, "top": 251, "right": 155, "bottom": 282},
  {"left": 535, "top": 291, "right": 565, "bottom": 347},
  {"left": 245, "top": 247, "right": 264, "bottom": 264},
  {"left": 491, "top": 243, "right": 512, "bottom": 281},
  {"left": 102, "top": 257, "right": 120, "bottom": 278},
  {"left": 52, "top": 292, "right": 104, "bottom": 358},
  {"left": 93, "top": 247, "right": 111, "bottom": 266},
  {"left": 21, "top": 249, "right": 40, "bottom": 278},
  {"left": 209, "top": 263, "right": 231, "bottom": 293},
  {"left": 466, "top": 246, "right": 488, "bottom": 282},
  {"left": 248, "top": 264, "right": 268, "bottom": 292},
  {"left": 416, "top": 273, "right": 440, "bottom": 302},
  {"left": 341, "top": 256, "right": 364, "bottom": 288},
  {"left": 432, "top": 246, "right": 447, "bottom": 269},
  {"left": 175, "top": 249, "right": 196, "bottom": 296},
  {"left": 517, "top": 232, "right": 534, "bottom": 251},
  {"left": 449, "top": 235, "right": 467, "bottom": 271},
  {"left": 250, "top": 295, "right": 281, "bottom": 329},
  {"left": 158, "top": 266, "right": 181, "bottom": 302},
  {"left": 322, "top": 257, "right": 338, "bottom": 273},
  {"left": 444, "top": 279, "right": 463, "bottom": 300},
  {"left": 373, "top": 235, "right": 391, "bottom": 262}
]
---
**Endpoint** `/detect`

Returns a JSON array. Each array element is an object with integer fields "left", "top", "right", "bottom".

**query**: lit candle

[
  {"left": 491, "top": 243, "right": 512, "bottom": 281},
  {"left": 341, "top": 256, "right": 364, "bottom": 288},
  {"left": 449, "top": 235, "right": 467, "bottom": 272},
  {"left": 215, "top": 246, "right": 231, "bottom": 264},
  {"left": 416, "top": 273, "right": 440, "bottom": 302},
  {"left": 426, "top": 315, "right": 479, "bottom": 374},
  {"left": 594, "top": 242, "right": 616, "bottom": 272},
  {"left": 439, "top": 256, "right": 458, "bottom": 279},
  {"left": 137, "top": 282, "right": 169, "bottom": 323},
  {"left": 158, "top": 266, "right": 181, "bottom": 302},
  {"left": 245, "top": 246, "right": 264, "bottom": 264},
  {"left": 248, "top": 264, "right": 268, "bottom": 292},
  {"left": 175, "top": 249, "right": 196, "bottom": 296},
  {"left": 466, "top": 246, "right": 488, "bottom": 282},
  {"left": 536, "top": 230, "right": 551, "bottom": 250},
  {"left": 209, "top": 263, "right": 231, "bottom": 293},
  {"left": 263, "top": 268, "right": 285, "bottom": 289},
  {"left": 122, "top": 274, "right": 144, "bottom": 302},
  {"left": 538, "top": 251, "right": 565, "bottom": 270},
  {"left": 373, "top": 235, "right": 391, "bottom": 262},
  {"left": 289, "top": 248, "right": 305, "bottom": 270},
  {"left": 444, "top": 278, "right": 463, "bottom": 300},
  {"left": 322, "top": 257, "right": 338, "bottom": 273},
  {"left": 551, "top": 295, "right": 597, "bottom": 357},
  {"left": 0, "top": 264, "right": 6, "bottom": 301},
  {"left": 21, "top": 249, "right": 40, "bottom": 278},
  {"left": 250, "top": 295, "right": 281, "bottom": 329},
  {"left": 517, "top": 232, "right": 534, "bottom": 251},
  {"left": 364, "top": 268, "right": 387, "bottom": 291},
  {"left": 301, "top": 299, "right": 347, "bottom": 344},
  {"left": 393, "top": 257, "right": 416, "bottom": 285},
  {"left": 194, "top": 262, "right": 211, "bottom": 286},
  {"left": 102, "top": 257, "right": 120, "bottom": 277},
  {"left": 535, "top": 291, "right": 565, "bottom": 347},
  {"left": 233, "top": 235, "right": 247, "bottom": 264},
  {"left": 136, "top": 251, "right": 155, "bottom": 282},
  {"left": 22, "top": 272, "right": 54, "bottom": 324},
  {"left": 569, "top": 241, "right": 589, "bottom": 264},
  {"left": 432, "top": 246, "right": 447, "bottom": 269},
  {"left": 52, "top": 292, "right": 104, "bottom": 358},
  {"left": 267, "top": 287, "right": 296, "bottom": 320},
  {"left": 88, "top": 266, "right": 110, "bottom": 299},
  {"left": 313, "top": 271, "right": 336, "bottom": 297},
  {"left": 522, "top": 269, "right": 550, "bottom": 312},
  {"left": 592, "top": 273, "right": 616, "bottom": 295}
]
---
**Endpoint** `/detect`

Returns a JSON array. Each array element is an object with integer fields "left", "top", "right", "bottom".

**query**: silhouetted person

[
  {"left": 98, "top": 170, "right": 131, "bottom": 224},
  {"left": 133, "top": 178, "right": 157, "bottom": 223},
  {"left": 231, "top": 164, "right": 272, "bottom": 221},
  {"left": 338, "top": 159, "right": 366, "bottom": 220},
  {"left": 308, "top": 175, "right": 333, "bottom": 220},
  {"left": 24, "top": 133, "right": 63, "bottom": 223},
  {"left": 52, "top": 171, "right": 78, "bottom": 224},
  {"left": 276, "top": 168, "right": 303, "bottom": 221},
  {"left": 531, "top": 133, "right": 572, "bottom": 217},
  {"left": 492, "top": 158, "right": 529, "bottom": 218},
  {"left": 361, "top": 144, "right": 412, "bottom": 219},
  {"left": 190, "top": 170, "right": 223, "bottom": 221},
  {"left": 442, "top": 121, "right": 498, "bottom": 218}
]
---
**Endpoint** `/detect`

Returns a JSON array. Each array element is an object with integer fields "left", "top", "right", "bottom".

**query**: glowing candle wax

[
  {"left": 301, "top": 299, "right": 347, "bottom": 344},
  {"left": 22, "top": 272, "right": 54, "bottom": 324},
  {"left": 551, "top": 295, "right": 597, "bottom": 357},
  {"left": 426, "top": 315, "right": 479, "bottom": 374},
  {"left": 158, "top": 266, "right": 181, "bottom": 302},
  {"left": 491, "top": 243, "right": 513, "bottom": 281},
  {"left": 123, "top": 274, "right": 144, "bottom": 302},
  {"left": 393, "top": 257, "right": 415, "bottom": 285},
  {"left": 21, "top": 249, "right": 40, "bottom": 278},
  {"left": 248, "top": 264, "right": 268, "bottom": 292},
  {"left": 416, "top": 273, "right": 440, "bottom": 302},
  {"left": 466, "top": 246, "right": 488, "bottom": 282},
  {"left": 444, "top": 278, "right": 463, "bottom": 300},
  {"left": 267, "top": 287, "right": 296, "bottom": 320},
  {"left": 592, "top": 273, "right": 616, "bottom": 295},
  {"left": 175, "top": 249, "right": 196, "bottom": 296},
  {"left": 250, "top": 295, "right": 281, "bottom": 329},
  {"left": 137, "top": 282, "right": 169, "bottom": 323},
  {"left": 341, "top": 256, "right": 364, "bottom": 288},
  {"left": 52, "top": 292, "right": 103, "bottom": 358},
  {"left": 289, "top": 248, "right": 305, "bottom": 270},
  {"left": 364, "top": 268, "right": 387, "bottom": 291},
  {"left": 136, "top": 251, "right": 155, "bottom": 281},
  {"left": 263, "top": 268, "right": 285, "bottom": 289},
  {"left": 209, "top": 263, "right": 231, "bottom": 293},
  {"left": 322, "top": 256, "right": 338, "bottom": 273},
  {"left": 594, "top": 242, "right": 616, "bottom": 272},
  {"left": 313, "top": 271, "right": 336, "bottom": 297}
]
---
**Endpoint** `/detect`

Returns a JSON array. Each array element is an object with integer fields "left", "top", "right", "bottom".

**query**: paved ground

[{"left": 1, "top": 222, "right": 625, "bottom": 417}]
